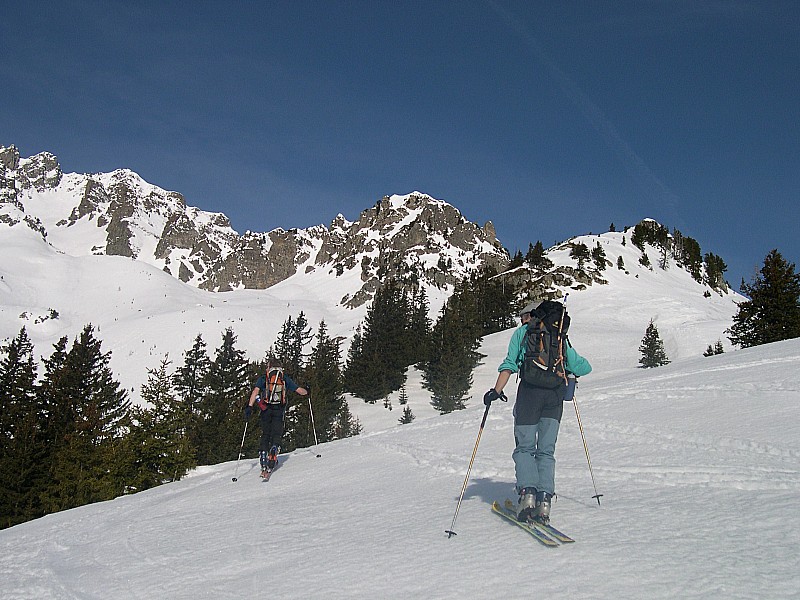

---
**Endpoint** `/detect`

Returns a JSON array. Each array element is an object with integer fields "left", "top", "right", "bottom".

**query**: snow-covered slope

[
  {"left": 1, "top": 334, "right": 798, "bottom": 599},
  {"left": 1, "top": 196, "right": 743, "bottom": 403},
  {"left": 3, "top": 148, "right": 795, "bottom": 597}
]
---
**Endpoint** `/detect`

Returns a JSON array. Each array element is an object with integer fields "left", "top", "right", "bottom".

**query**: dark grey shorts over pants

[{"left": 512, "top": 381, "right": 566, "bottom": 495}]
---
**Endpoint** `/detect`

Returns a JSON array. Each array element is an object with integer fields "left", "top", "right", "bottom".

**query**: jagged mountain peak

[
  {"left": 1, "top": 146, "right": 746, "bottom": 400},
  {"left": 1, "top": 146, "right": 509, "bottom": 304},
  {"left": 1, "top": 145, "right": 734, "bottom": 316}
]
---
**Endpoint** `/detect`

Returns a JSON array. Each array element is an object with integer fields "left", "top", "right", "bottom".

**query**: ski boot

[
  {"left": 267, "top": 445, "right": 280, "bottom": 470},
  {"left": 260, "top": 450, "right": 270, "bottom": 477},
  {"left": 517, "top": 487, "right": 538, "bottom": 522},
  {"left": 532, "top": 491, "right": 553, "bottom": 524}
]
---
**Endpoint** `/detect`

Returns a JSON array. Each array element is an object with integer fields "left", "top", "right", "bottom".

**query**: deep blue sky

[{"left": 2, "top": 1, "right": 798, "bottom": 291}]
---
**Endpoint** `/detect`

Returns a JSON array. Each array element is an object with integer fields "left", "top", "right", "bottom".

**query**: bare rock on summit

[{"left": 2, "top": 148, "right": 511, "bottom": 305}]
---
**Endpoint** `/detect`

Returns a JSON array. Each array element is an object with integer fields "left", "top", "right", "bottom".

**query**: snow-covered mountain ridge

[
  {"left": 0, "top": 145, "right": 506, "bottom": 304},
  {"left": 1, "top": 144, "right": 744, "bottom": 401}
]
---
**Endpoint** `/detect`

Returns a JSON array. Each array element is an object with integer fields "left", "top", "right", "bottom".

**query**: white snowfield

[{"left": 2, "top": 333, "right": 798, "bottom": 600}]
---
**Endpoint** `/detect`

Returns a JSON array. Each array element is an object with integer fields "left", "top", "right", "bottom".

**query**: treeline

[
  {"left": 0, "top": 317, "right": 357, "bottom": 529},
  {"left": 508, "top": 221, "right": 729, "bottom": 290}
]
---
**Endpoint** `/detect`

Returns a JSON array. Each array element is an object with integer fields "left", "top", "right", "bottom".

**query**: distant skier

[
  {"left": 245, "top": 358, "right": 308, "bottom": 476},
  {"left": 484, "top": 300, "right": 591, "bottom": 523}
]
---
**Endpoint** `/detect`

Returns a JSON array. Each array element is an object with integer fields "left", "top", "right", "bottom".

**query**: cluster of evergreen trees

[
  {"left": 628, "top": 221, "right": 727, "bottom": 287},
  {"left": 1, "top": 325, "right": 132, "bottom": 529},
  {"left": 0, "top": 317, "right": 359, "bottom": 529},
  {"left": 344, "top": 266, "right": 516, "bottom": 414},
  {"left": 508, "top": 222, "right": 727, "bottom": 290},
  {"left": 638, "top": 249, "right": 800, "bottom": 368}
]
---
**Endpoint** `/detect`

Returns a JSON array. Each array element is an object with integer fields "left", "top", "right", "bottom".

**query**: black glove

[
  {"left": 244, "top": 405, "right": 252, "bottom": 420},
  {"left": 483, "top": 388, "right": 501, "bottom": 406}
]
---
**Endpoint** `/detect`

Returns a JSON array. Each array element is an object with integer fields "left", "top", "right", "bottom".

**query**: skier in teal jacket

[{"left": 484, "top": 300, "right": 591, "bottom": 523}]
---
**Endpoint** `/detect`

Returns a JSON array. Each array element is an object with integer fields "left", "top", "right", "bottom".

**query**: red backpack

[{"left": 258, "top": 367, "right": 286, "bottom": 409}]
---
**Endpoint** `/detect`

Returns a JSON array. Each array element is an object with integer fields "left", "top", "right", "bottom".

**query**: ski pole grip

[{"left": 564, "top": 375, "right": 576, "bottom": 402}]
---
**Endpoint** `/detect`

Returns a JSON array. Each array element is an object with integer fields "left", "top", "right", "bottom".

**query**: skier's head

[
  {"left": 267, "top": 357, "right": 283, "bottom": 369},
  {"left": 518, "top": 300, "right": 542, "bottom": 322}
]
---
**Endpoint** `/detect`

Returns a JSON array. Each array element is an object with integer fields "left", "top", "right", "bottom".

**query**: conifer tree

[
  {"left": 0, "top": 328, "right": 43, "bottom": 528},
  {"left": 173, "top": 334, "right": 211, "bottom": 456},
  {"left": 423, "top": 280, "right": 483, "bottom": 414},
  {"left": 196, "top": 328, "right": 250, "bottom": 464},
  {"left": 330, "top": 401, "right": 362, "bottom": 439},
  {"left": 570, "top": 242, "right": 591, "bottom": 270},
  {"left": 509, "top": 250, "right": 524, "bottom": 269},
  {"left": 408, "top": 287, "right": 432, "bottom": 365},
  {"left": 123, "top": 357, "right": 196, "bottom": 492},
  {"left": 639, "top": 320, "right": 670, "bottom": 368},
  {"left": 274, "top": 312, "right": 312, "bottom": 379},
  {"left": 398, "top": 404, "right": 415, "bottom": 424},
  {"left": 39, "top": 325, "right": 130, "bottom": 512},
  {"left": 344, "top": 280, "right": 411, "bottom": 402},
  {"left": 285, "top": 320, "right": 344, "bottom": 449},
  {"left": 592, "top": 243, "right": 608, "bottom": 271},
  {"left": 344, "top": 324, "right": 365, "bottom": 394},
  {"left": 526, "top": 241, "right": 553, "bottom": 270},
  {"left": 271, "top": 316, "right": 295, "bottom": 366},
  {"left": 37, "top": 336, "right": 70, "bottom": 450},
  {"left": 398, "top": 384, "right": 409, "bottom": 405},
  {"left": 631, "top": 226, "right": 645, "bottom": 251},
  {"left": 703, "top": 340, "right": 725, "bottom": 356},
  {"left": 683, "top": 236, "right": 704, "bottom": 282},
  {"left": 704, "top": 253, "right": 728, "bottom": 289},
  {"left": 727, "top": 249, "right": 800, "bottom": 348},
  {"left": 467, "top": 266, "right": 516, "bottom": 336}
]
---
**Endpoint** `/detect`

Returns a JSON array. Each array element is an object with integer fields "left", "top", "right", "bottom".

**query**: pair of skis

[
  {"left": 491, "top": 499, "right": 575, "bottom": 547},
  {"left": 260, "top": 461, "right": 279, "bottom": 482}
]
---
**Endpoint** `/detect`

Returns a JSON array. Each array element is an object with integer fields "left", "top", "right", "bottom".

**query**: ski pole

[
  {"left": 231, "top": 421, "right": 248, "bottom": 482},
  {"left": 559, "top": 292, "right": 602, "bottom": 504},
  {"left": 445, "top": 393, "right": 505, "bottom": 538},
  {"left": 572, "top": 392, "right": 603, "bottom": 505},
  {"left": 307, "top": 393, "right": 321, "bottom": 457}
]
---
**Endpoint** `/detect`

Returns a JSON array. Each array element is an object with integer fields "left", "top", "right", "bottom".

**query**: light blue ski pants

[{"left": 513, "top": 418, "right": 560, "bottom": 495}]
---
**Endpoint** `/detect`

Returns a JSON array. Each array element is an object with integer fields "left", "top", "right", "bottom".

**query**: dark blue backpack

[{"left": 521, "top": 300, "right": 570, "bottom": 389}]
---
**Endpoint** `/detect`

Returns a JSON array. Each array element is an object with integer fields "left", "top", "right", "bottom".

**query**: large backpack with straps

[
  {"left": 257, "top": 367, "right": 286, "bottom": 410},
  {"left": 521, "top": 300, "right": 570, "bottom": 389}
]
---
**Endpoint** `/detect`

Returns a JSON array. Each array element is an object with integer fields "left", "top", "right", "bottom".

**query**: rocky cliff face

[{"left": 0, "top": 146, "right": 509, "bottom": 306}]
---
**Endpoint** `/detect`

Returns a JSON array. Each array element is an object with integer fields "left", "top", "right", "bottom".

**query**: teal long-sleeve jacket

[{"left": 498, "top": 324, "right": 592, "bottom": 377}]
